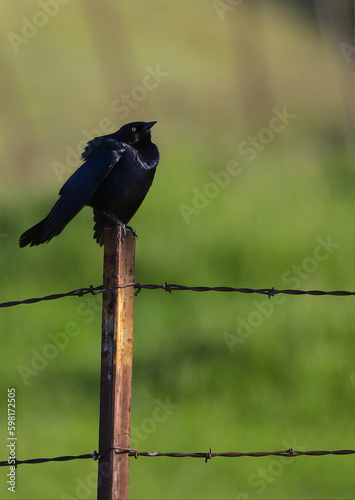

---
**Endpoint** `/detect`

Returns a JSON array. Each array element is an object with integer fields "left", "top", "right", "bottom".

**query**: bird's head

[{"left": 116, "top": 121, "right": 157, "bottom": 146}]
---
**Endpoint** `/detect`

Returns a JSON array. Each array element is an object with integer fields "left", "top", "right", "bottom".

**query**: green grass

[{"left": 0, "top": 2, "right": 354, "bottom": 499}]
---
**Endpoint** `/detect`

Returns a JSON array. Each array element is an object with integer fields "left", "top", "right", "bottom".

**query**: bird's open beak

[{"left": 142, "top": 121, "right": 157, "bottom": 130}]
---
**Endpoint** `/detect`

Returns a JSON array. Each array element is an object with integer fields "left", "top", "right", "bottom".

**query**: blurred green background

[{"left": 0, "top": 1, "right": 354, "bottom": 499}]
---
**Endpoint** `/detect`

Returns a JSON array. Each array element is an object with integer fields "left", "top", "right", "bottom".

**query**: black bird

[{"left": 19, "top": 121, "right": 159, "bottom": 247}]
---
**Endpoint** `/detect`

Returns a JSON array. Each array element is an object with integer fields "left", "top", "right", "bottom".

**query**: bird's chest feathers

[{"left": 124, "top": 143, "right": 158, "bottom": 171}]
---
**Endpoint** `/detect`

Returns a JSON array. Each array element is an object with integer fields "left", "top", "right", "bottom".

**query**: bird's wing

[{"left": 36, "top": 145, "right": 124, "bottom": 243}]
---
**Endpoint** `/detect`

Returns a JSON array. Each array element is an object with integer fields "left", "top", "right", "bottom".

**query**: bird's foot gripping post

[
  {"left": 115, "top": 223, "right": 137, "bottom": 241},
  {"left": 100, "top": 211, "right": 138, "bottom": 241},
  {"left": 97, "top": 225, "right": 136, "bottom": 500}
]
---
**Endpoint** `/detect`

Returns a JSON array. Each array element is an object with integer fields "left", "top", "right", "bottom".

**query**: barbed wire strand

[
  {"left": 0, "top": 452, "right": 96, "bottom": 467},
  {"left": 0, "top": 283, "right": 354, "bottom": 308},
  {"left": 1, "top": 447, "right": 354, "bottom": 467}
]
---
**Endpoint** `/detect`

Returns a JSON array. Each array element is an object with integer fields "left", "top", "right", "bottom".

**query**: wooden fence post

[{"left": 97, "top": 226, "right": 136, "bottom": 500}]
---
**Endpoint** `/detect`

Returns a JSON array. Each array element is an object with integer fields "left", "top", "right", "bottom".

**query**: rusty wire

[
  {"left": 1, "top": 447, "right": 354, "bottom": 467},
  {"left": 0, "top": 283, "right": 354, "bottom": 308}
]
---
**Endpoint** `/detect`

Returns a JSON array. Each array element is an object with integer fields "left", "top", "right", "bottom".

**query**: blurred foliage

[{"left": 0, "top": 1, "right": 354, "bottom": 499}]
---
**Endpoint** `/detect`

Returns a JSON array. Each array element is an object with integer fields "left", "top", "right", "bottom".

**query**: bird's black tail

[
  {"left": 19, "top": 216, "right": 68, "bottom": 247},
  {"left": 19, "top": 219, "right": 50, "bottom": 247}
]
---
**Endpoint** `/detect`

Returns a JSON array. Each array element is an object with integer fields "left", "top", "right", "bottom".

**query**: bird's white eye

[{"left": 132, "top": 127, "right": 136, "bottom": 132}]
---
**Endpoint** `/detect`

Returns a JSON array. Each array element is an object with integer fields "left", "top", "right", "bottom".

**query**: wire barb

[{"left": 205, "top": 448, "right": 212, "bottom": 463}]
